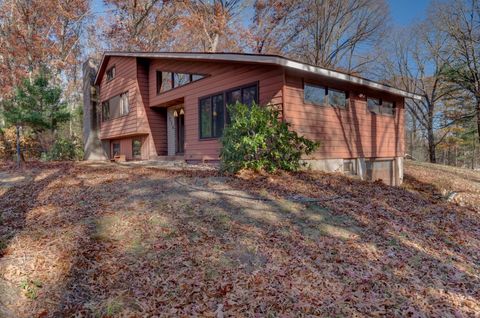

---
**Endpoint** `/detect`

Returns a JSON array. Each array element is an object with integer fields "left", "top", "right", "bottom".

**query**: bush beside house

[{"left": 220, "top": 103, "right": 319, "bottom": 173}]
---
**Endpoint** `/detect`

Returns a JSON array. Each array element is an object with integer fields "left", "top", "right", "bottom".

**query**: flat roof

[{"left": 94, "top": 51, "right": 422, "bottom": 100}]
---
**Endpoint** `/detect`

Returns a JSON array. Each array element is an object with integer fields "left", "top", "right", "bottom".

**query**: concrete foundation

[{"left": 303, "top": 157, "right": 404, "bottom": 186}]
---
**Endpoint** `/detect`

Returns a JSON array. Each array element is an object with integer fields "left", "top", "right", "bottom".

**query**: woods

[{"left": 0, "top": 0, "right": 479, "bottom": 168}]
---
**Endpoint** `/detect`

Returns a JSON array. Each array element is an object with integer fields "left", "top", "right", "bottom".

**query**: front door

[{"left": 176, "top": 109, "right": 185, "bottom": 154}]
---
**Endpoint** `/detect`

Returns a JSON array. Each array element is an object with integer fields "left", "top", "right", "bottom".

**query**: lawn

[{"left": 0, "top": 160, "right": 479, "bottom": 317}]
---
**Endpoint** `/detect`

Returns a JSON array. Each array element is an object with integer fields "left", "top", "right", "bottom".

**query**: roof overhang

[{"left": 94, "top": 52, "right": 422, "bottom": 100}]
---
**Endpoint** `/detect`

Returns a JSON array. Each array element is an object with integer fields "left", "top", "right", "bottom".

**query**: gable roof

[{"left": 94, "top": 51, "right": 422, "bottom": 100}]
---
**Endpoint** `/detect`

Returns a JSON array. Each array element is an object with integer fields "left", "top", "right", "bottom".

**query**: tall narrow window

[
  {"left": 200, "top": 98, "right": 213, "bottom": 138},
  {"left": 112, "top": 142, "right": 120, "bottom": 157},
  {"left": 119, "top": 92, "right": 129, "bottom": 115},
  {"left": 106, "top": 66, "right": 116, "bottom": 81},
  {"left": 212, "top": 94, "right": 224, "bottom": 137},
  {"left": 367, "top": 98, "right": 381, "bottom": 113},
  {"left": 132, "top": 139, "right": 142, "bottom": 159},
  {"left": 160, "top": 72, "right": 173, "bottom": 93},
  {"left": 156, "top": 71, "right": 162, "bottom": 94},
  {"left": 102, "top": 101, "right": 110, "bottom": 121}
]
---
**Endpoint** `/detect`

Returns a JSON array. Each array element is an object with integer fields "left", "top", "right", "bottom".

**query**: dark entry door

[{"left": 176, "top": 110, "right": 185, "bottom": 154}]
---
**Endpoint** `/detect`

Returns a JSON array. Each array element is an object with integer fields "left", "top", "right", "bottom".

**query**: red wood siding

[
  {"left": 136, "top": 58, "right": 167, "bottom": 156},
  {"left": 284, "top": 70, "right": 405, "bottom": 159},
  {"left": 148, "top": 60, "right": 284, "bottom": 161},
  {"left": 110, "top": 136, "right": 149, "bottom": 161},
  {"left": 99, "top": 57, "right": 145, "bottom": 139}
]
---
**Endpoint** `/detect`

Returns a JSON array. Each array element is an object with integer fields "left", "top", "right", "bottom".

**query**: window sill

[{"left": 101, "top": 112, "right": 130, "bottom": 123}]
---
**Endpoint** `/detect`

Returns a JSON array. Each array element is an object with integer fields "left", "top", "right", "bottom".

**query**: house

[{"left": 83, "top": 52, "right": 421, "bottom": 186}]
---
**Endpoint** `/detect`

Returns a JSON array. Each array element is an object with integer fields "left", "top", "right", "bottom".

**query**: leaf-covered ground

[{"left": 0, "top": 160, "right": 478, "bottom": 317}]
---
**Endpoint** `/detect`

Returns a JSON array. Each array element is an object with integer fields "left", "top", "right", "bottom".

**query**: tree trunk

[
  {"left": 477, "top": 99, "right": 480, "bottom": 144},
  {"left": 16, "top": 125, "right": 21, "bottom": 168},
  {"left": 427, "top": 126, "right": 436, "bottom": 163}
]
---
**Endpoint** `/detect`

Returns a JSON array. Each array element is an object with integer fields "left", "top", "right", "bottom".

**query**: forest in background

[{"left": 0, "top": 0, "right": 479, "bottom": 169}]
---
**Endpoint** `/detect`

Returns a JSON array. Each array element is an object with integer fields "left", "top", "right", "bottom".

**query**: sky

[
  {"left": 388, "top": 0, "right": 430, "bottom": 26},
  {"left": 91, "top": 0, "right": 431, "bottom": 28}
]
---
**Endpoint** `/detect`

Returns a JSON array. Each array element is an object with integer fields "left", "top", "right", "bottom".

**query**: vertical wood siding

[
  {"left": 148, "top": 60, "right": 284, "bottom": 161},
  {"left": 283, "top": 70, "right": 405, "bottom": 159},
  {"left": 137, "top": 58, "right": 167, "bottom": 156}
]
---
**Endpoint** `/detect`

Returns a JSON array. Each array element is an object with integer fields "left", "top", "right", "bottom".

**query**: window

[
  {"left": 382, "top": 101, "right": 395, "bottom": 115},
  {"left": 101, "top": 92, "right": 129, "bottom": 121},
  {"left": 132, "top": 139, "right": 142, "bottom": 158},
  {"left": 200, "top": 97, "right": 213, "bottom": 138},
  {"left": 157, "top": 71, "right": 206, "bottom": 94},
  {"left": 212, "top": 94, "right": 225, "bottom": 137},
  {"left": 160, "top": 72, "right": 173, "bottom": 93},
  {"left": 156, "top": 71, "right": 162, "bottom": 94},
  {"left": 173, "top": 73, "right": 190, "bottom": 88},
  {"left": 112, "top": 142, "right": 120, "bottom": 156},
  {"left": 367, "top": 97, "right": 395, "bottom": 116},
  {"left": 304, "top": 82, "right": 347, "bottom": 108},
  {"left": 304, "top": 83, "right": 326, "bottom": 106},
  {"left": 200, "top": 94, "right": 225, "bottom": 139},
  {"left": 102, "top": 101, "right": 110, "bottom": 121},
  {"left": 200, "top": 83, "right": 259, "bottom": 139},
  {"left": 120, "top": 92, "right": 129, "bottom": 115},
  {"left": 192, "top": 74, "right": 205, "bottom": 81},
  {"left": 328, "top": 88, "right": 347, "bottom": 108},
  {"left": 106, "top": 66, "right": 116, "bottom": 81}
]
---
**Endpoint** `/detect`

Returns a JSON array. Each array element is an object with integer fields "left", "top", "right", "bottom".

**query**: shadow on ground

[{"left": 0, "top": 161, "right": 478, "bottom": 317}]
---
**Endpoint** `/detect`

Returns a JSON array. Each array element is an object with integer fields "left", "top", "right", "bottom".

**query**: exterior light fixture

[
  {"left": 173, "top": 110, "right": 178, "bottom": 117},
  {"left": 179, "top": 109, "right": 184, "bottom": 115}
]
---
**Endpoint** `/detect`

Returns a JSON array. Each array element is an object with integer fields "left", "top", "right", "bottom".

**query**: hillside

[{"left": 0, "top": 160, "right": 478, "bottom": 317}]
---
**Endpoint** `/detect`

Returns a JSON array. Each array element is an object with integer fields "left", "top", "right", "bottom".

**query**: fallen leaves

[{"left": 0, "top": 161, "right": 478, "bottom": 317}]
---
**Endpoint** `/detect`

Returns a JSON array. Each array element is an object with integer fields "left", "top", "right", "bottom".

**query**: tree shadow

[{"left": 1, "top": 164, "right": 478, "bottom": 317}]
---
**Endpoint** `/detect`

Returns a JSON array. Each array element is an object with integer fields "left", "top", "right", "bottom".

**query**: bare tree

[
  {"left": 380, "top": 24, "right": 459, "bottom": 163},
  {"left": 180, "top": 0, "right": 243, "bottom": 52},
  {"left": 102, "top": 0, "right": 179, "bottom": 51},
  {"left": 292, "top": 0, "right": 389, "bottom": 72},
  {"left": 431, "top": 0, "right": 480, "bottom": 143},
  {"left": 249, "top": 0, "right": 304, "bottom": 54}
]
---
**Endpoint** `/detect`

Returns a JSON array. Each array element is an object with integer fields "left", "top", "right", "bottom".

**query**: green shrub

[
  {"left": 47, "top": 136, "right": 83, "bottom": 161},
  {"left": 220, "top": 103, "right": 319, "bottom": 173}
]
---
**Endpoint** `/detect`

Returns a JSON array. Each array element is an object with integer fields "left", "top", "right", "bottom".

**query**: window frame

[
  {"left": 156, "top": 70, "right": 207, "bottom": 95},
  {"left": 112, "top": 141, "right": 121, "bottom": 157},
  {"left": 132, "top": 138, "right": 142, "bottom": 159},
  {"left": 101, "top": 91, "right": 130, "bottom": 122},
  {"left": 106, "top": 66, "right": 116, "bottom": 82},
  {"left": 366, "top": 97, "right": 396, "bottom": 116},
  {"left": 303, "top": 81, "right": 349, "bottom": 109},
  {"left": 198, "top": 82, "right": 259, "bottom": 140}
]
